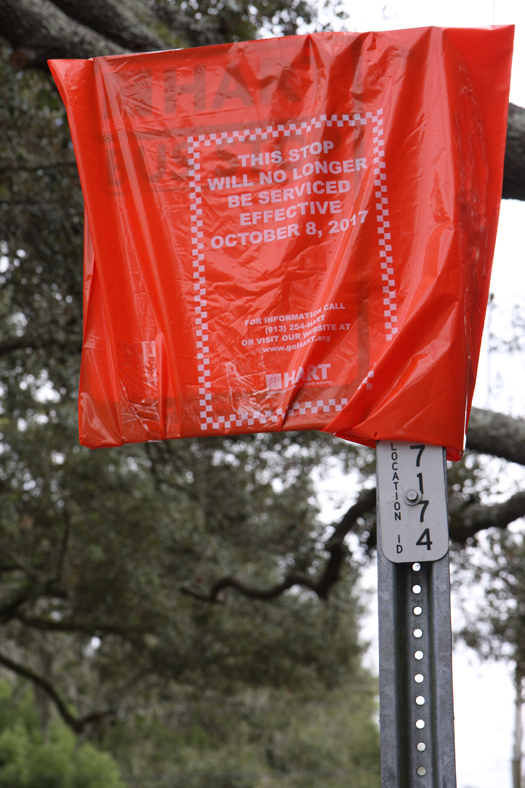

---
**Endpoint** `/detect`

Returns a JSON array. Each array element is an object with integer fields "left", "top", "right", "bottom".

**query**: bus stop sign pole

[{"left": 376, "top": 441, "right": 457, "bottom": 788}]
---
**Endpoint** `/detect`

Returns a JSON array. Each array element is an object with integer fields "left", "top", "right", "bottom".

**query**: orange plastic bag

[{"left": 49, "top": 27, "right": 513, "bottom": 458}]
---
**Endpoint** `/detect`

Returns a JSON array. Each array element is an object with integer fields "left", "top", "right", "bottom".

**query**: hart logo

[{"left": 266, "top": 364, "right": 331, "bottom": 391}]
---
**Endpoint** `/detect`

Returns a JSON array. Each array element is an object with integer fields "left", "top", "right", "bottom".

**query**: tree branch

[
  {"left": 0, "top": 0, "right": 176, "bottom": 69},
  {"left": 181, "top": 573, "right": 315, "bottom": 603},
  {"left": 0, "top": 648, "right": 117, "bottom": 733},
  {"left": 325, "top": 487, "right": 377, "bottom": 550},
  {"left": 15, "top": 613, "right": 141, "bottom": 637},
  {"left": 181, "top": 488, "right": 376, "bottom": 602},
  {"left": 449, "top": 490, "right": 525, "bottom": 545},
  {"left": 0, "top": 0, "right": 123, "bottom": 69},
  {"left": 50, "top": 0, "right": 166, "bottom": 53},
  {"left": 467, "top": 407, "right": 525, "bottom": 466}
]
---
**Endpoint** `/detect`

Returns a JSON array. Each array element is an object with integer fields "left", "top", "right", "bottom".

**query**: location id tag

[{"left": 376, "top": 441, "right": 449, "bottom": 563}]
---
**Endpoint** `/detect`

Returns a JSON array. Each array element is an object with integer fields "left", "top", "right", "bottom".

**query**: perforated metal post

[{"left": 376, "top": 442, "right": 457, "bottom": 788}]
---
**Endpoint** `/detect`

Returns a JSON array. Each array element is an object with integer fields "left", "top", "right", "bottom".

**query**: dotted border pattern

[
  {"left": 187, "top": 111, "right": 395, "bottom": 432},
  {"left": 373, "top": 112, "right": 398, "bottom": 341}
]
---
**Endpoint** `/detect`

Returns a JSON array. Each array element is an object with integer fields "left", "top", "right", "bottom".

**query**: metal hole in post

[
  {"left": 415, "top": 696, "right": 425, "bottom": 706},
  {"left": 413, "top": 628, "right": 423, "bottom": 638},
  {"left": 416, "top": 719, "right": 425, "bottom": 729},
  {"left": 412, "top": 584, "right": 422, "bottom": 594},
  {"left": 414, "top": 650, "right": 424, "bottom": 660},
  {"left": 414, "top": 673, "right": 424, "bottom": 683},
  {"left": 412, "top": 563, "right": 422, "bottom": 572},
  {"left": 413, "top": 606, "right": 423, "bottom": 616},
  {"left": 417, "top": 742, "right": 426, "bottom": 752},
  {"left": 417, "top": 766, "right": 427, "bottom": 776}
]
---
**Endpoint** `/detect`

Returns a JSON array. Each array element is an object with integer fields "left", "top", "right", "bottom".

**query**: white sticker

[{"left": 376, "top": 441, "right": 449, "bottom": 563}]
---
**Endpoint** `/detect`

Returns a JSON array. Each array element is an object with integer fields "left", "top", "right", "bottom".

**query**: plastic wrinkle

[{"left": 48, "top": 27, "right": 514, "bottom": 459}]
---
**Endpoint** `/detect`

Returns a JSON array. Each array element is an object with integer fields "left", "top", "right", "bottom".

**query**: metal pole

[
  {"left": 376, "top": 442, "right": 457, "bottom": 788},
  {"left": 512, "top": 669, "right": 523, "bottom": 788}
]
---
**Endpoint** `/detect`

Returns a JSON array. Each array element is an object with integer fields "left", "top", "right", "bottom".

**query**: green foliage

[
  {"left": 104, "top": 677, "right": 380, "bottom": 788},
  {"left": 0, "top": 681, "right": 125, "bottom": 788}
]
